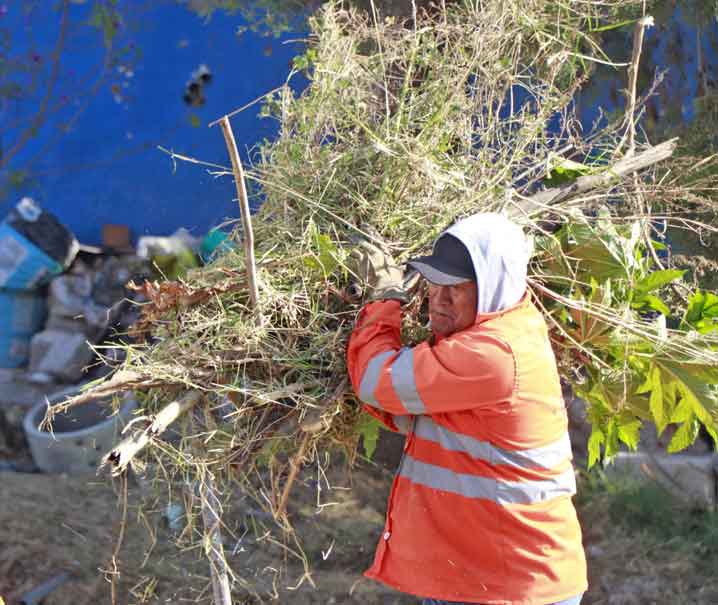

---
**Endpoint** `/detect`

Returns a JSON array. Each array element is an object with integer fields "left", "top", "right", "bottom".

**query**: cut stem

[
  {"left": 219, "top": 116, "right": 261, "bottom": 318},
  {"left": 199, "top": 475, "right": 233, "bottom": 605},
  {"left": 100, "top": 390, "right": 202, "bottom": 476},
  {"left": 510, "top": 137, "right": 678, "bottom": 221}
]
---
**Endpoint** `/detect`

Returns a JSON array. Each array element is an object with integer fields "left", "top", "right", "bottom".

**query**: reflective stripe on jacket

[{"left": 347, "top": 295, "right": 588, "bottom": 605}]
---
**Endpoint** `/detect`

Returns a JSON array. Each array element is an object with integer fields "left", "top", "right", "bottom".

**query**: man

[{"left": 347, "top": 213, "right": 587, "bottom": 605}]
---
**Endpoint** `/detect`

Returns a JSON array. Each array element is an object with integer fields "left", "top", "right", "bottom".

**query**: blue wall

[
  {"left": 1, "top": 2, "right": 306, "bottom": 245},
  {"left": 3, "top": 3, "right": 715, "bottom": 246}
]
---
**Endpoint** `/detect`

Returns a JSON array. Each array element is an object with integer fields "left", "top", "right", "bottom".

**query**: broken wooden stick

[
  {"left": 100, "top": 390, "right": 202, "bottom": 476},
  {"left": 199, "top": 475, "right": 233, "bottom": 605},
  {"left": 509, "top": 137, "right": 678, "bottom": 221},
  {"left": 625, "top": 16, "right": 655, "bottom": 157},
  {"left": 219, "top": 116, "right": 261, "bottom": 319}
]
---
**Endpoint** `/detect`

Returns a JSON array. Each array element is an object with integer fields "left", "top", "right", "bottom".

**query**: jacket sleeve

[{"left": 347, "top": 300, "right": 515, "bottom": 416}]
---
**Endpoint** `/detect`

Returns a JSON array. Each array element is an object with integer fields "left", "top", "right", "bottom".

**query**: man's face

[{"left": 428, "top": 281, "right": 478, "bottom": 338}]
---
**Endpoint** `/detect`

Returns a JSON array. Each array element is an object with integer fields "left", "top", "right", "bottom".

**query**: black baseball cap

[{"left": 407, "top": 234, "right": 476, "bottom": 286}]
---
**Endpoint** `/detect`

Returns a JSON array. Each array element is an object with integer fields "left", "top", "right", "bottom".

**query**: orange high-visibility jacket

[{"left": 347, "top": 294, "right": 588, "bottom": 604}]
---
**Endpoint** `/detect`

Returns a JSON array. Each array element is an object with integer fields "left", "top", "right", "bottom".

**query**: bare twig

[
  {"left": 219, "top": 116, "right": 261, "bottom": 318},
  {"left": 100, "top": 390, "right": 203, "bottom": 476},
  {"left": 199, "top": 475, "right": 233, "bottom": 605},
  {"left": 275, "top": 378, "right": 349, "bottom": 521},
  {"left": 617, "top": 15, "right": 654, "bottom": 158},
  {"left": 208, "top": 85, "right": 287, "bottom": 128},
  {"left": 275, "top": 432, "right": 312, "bottom": 523}
]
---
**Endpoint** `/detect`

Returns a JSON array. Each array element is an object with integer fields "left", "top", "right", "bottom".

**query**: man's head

[
  {"left": 407, "top": 213, "right": 531, "bottom": 338},
  {"left": 407, "top": 233, "right": 478, "bottom": 338}
]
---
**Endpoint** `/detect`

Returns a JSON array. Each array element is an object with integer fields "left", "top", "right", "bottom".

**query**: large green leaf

[
  {"left": 667, "top": 415, "right": 700, "bottom": 453},
  {"left": 682, "top": 290, "right": 718, "bottom": 334},
  {"left": 616, "top": 415, "right": 641, "bottom": 450},
  {"left": 647, "top": 365, "right": 668, "bottom": 434},
  {"left": 653, "top": 359, "right": 718, "bottom": 448},
  {"left": 587, "top": 427, "right": 604, "bottom": 468},
  {"left": 635, "top": 269, "right": 685, "bottom": 294}
]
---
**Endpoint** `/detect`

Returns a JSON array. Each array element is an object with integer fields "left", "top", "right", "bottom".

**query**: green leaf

[
  {"left": 544, "top": 157, "right": 594, "bottom": 187},
  {"left": 617, "top": 417, "right": 641, "bottom": 451},
  {"left": 302, "top": 221, "right": 341, "bottom": 278},
  {"left": 651, "top": 360, "right": 718, "bottom": 442},
  {"left": 633, "top": 294, "right": 670, "bottom": 316},
  {"left": 587, "top": 427, "right": 604, "bottom": 468},
  {"left": 682, "top": 290, "right": 718, "bottom": 334},
  {"left": 635, "top": 269, "right": 685, "bottom": 293},
  {"left": 648, "top": 366, "right": 668, "bottom": 434},
  {"left": 667, "top": 416, "right": 700, "bottom": 453},
  {"left": 357, "top": 414, "right": 382, "bottom": 460},
  {"left": 604, "top": 418, "right": 621, "bottom": 460}
]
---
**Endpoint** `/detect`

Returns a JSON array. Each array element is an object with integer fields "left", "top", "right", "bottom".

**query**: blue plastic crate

[
  {"left": 0, "top": 289, "right": 47, "bottom": 368},
  {"left": 0, "top": 223, "right": 63, "bottom": 289}
]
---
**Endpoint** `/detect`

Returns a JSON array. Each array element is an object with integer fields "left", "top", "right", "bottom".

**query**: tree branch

[
  {"left": 508, "top": 138, "right": 678, "bottom": 221},
  {"left": 0, "top": 0, "right": 70, "bottom": 169},
  {"left": 99, "top": 390, "right": 202, "bottom": 476}
]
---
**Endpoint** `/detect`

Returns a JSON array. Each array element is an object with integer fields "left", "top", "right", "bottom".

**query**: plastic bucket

[{"left": 23, "top": 387, "right": 137, "bottom": 475}]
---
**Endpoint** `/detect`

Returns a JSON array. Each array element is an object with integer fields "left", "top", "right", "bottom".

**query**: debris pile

[{"left": 0, "top": 198, "right": 234, "bottom": 473}]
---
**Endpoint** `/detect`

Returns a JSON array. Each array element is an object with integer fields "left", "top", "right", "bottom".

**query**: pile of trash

[
  {"left": 0, "top": 198, "right": 145, "bottom": 391},
  {"left": 0, "top": 198, "right": 234, "bottom": 392},
  {"left": 0, "top": 197, "right": 234, "bottom": 468}
]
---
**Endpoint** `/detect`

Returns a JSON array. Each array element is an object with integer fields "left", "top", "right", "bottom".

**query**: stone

[
  {"left": 28, "top": 330, "right": 96, "bottom": 383},
  {"left": 607, "top": 452, "right": 717, "bottom": 509}
]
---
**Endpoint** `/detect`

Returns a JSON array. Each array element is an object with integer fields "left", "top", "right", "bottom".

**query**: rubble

[
  {"left": 28, "top": 330, "right": 97, "bottom": 384},
  {"left": 0, "top": 200, "right": 227, "bottom": 472}
]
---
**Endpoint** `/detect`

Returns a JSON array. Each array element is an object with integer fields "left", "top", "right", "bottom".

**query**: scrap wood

[
  {"left": 510, "top": 138, "right": 679, "bottom": 220},
  {"left": 100, "top": 390, "right": 203, "bottom": 476},
  {"left": 198, "top": 475, "right": 233, "bottom": 605}
]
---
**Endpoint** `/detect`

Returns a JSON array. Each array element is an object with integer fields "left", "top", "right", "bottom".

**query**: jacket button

[{"left": 383, "top": 531, "right": 391, "bottom": 541}]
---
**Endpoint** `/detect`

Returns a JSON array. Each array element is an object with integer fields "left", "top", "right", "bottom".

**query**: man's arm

[{"left": 347, "top": 300, "right": 515, "bottom": 415}]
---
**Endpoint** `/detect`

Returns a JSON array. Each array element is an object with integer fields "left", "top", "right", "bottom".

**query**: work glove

[{"left": 349, "top": 239, "right": 407, "bottom": 303}]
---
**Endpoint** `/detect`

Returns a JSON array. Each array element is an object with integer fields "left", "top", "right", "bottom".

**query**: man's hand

[{"left": 350, "top": 239, "right": 407, "bottom": 303}]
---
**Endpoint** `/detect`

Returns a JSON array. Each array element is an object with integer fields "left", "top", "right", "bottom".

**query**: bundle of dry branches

[{"left": 46, "top": 1, "right": 718, "bottom": 600}]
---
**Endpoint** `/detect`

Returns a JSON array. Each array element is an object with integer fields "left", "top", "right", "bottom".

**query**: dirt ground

[{"left": 2, "top": 430, "right": 717, "bottom": 605}]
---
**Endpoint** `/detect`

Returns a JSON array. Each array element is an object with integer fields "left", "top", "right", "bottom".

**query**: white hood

[{"left": 441, "top": 213, "right": 531, "bottom": 314}]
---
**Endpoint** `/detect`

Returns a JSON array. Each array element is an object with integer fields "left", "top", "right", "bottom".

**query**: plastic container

[
  {"left": 0, "top": 223, "right": 64, "bottom": 289},
  {"left": 0, "top": 288, "right": 47, "bottom": 368},
  {"left": 23, "top": 387, "right": 137, "bottom": 475},
  {"left": 4, "top": 197, "right": 79, "bottom": 267},
  {"left": 200, "top": 228, "right": 235, "bottom": 263}
]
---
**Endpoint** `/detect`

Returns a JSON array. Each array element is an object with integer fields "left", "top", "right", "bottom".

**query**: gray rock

[{"left": 28, "top": 330, "right": 96, "bottom": 383}]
